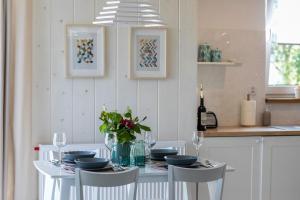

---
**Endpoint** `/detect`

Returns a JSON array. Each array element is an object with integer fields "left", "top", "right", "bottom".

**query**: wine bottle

[{"left": 197, "top": 84, "right": 207, "bottom": 131}]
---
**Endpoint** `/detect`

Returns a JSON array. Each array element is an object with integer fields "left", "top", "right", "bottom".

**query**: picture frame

[
  {"left": 129, "top": 27, "right": 167, "bottom": 79},
  {"left": 65, "top": 25, "right": 105, "bottom": 78}
]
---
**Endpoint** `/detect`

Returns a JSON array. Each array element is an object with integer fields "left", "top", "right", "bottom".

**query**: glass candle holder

[{"left": 131, "top": 140, "right": 145, "bottom": 166}]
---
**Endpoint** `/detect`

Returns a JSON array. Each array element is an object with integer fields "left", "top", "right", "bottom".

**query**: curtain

[
  {"left": 1, "top": 0, "right": 33, "bottom": 199},
  {"left": 0, "top": 0, "right": 15, "bottom": 199}
]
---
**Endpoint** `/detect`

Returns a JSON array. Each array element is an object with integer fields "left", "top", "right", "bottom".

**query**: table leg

[
  {"left": 43, "top": 177, "right": 57, "bottom": 200},
  {"left": 58, "top": 178, "right": 73, "bottom": 200},
  {"left": 208, "top": 179, "right": 223, "bottom": 200}
]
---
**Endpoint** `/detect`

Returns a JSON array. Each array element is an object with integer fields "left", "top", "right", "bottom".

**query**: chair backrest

[
  {"left": 75, "top": 167, "right": 139, "bottom": 200},
  {"left": 168, "top": 163, "right": 226, "bottom": 200},
  {"left": 169, "top": 163, "right": 226, "bottom": 183}
]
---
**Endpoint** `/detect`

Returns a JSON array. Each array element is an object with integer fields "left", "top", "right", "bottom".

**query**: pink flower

[{"left": 121, "top": 119, "right": 135, "bottom": 129}]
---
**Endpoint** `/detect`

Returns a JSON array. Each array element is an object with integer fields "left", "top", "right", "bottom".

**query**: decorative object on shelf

[
  {"left": 65, "top": 25, "right": 105, "bottom": 78},
  {"left": 198, "top": 43, "right": 211, "bottom": 62},
  {"left": 131, "top": 140, "right": 146, "bottom": 166},
  {"left": 294, "top": 85, "right": 300, "bottom": 98},
  {"left": 210, "top": 48, "right": 222, "bottom": 62},
  {"left": 99, "top": 107, "right": 151, "bottom": 166},
  {"left": 129, "top": 27, "right": 167, "bottom": 79},
  {"left": 93, "top": 0, "right": 165, "bottom": 27}
]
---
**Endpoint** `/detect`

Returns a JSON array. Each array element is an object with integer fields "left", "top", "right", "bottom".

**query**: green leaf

[
  {"left": 133, "top": 125, "right": 141, "bottom": 134},
  {"left": 133, "top": 117, "right": 139, "bottom": 122},
  {"left": 140, "top": 125, "right": 151, "bottom": 132},
  {"left": 99, "top": 124, "right": 107, "bottom": 133}
]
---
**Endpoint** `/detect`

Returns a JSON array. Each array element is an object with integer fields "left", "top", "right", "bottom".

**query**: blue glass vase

[{"left": 111, "top": 142, "right": 132, "bottom": 167}]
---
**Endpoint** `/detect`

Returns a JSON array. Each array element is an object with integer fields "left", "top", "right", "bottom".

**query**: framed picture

[
  {"left": 129, "top": 27, "right": 167, "bottom": 79},
  {"left": 65, "top": 25, "right": 105, "bottom": 78}
]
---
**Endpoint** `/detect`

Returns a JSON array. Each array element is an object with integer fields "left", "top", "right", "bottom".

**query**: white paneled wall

[{"left": 32, "top": 0, "right": 198, "bottom": 146}]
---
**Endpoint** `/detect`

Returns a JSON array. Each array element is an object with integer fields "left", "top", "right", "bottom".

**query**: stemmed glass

[
  {"left": 53, "top": 132, "right": 67, "bottom": 165},
  {"left": 104, "top": 133, "right": 115, "bottom": 158},
  {"left": 192, "top": 131, "right": 204, "bottom": 160},
  {"left": 144, "top": 132, "right": 156, "bottom": 160}
]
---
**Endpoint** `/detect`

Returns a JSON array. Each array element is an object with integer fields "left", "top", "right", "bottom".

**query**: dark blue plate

[
  {"left": 150, "top": 149, "right": 178, "bottom": 161},
  {"left": 63, "top": 151, "right": 96, "bottom": 162},
  {"left": 164, "top": 155, "right": 197, "bottom": 166},
  {"left": 62, "top": 159, "right": 76, "bottom": 164},
  {"left": 75, "top": 158, "right": 110, "bottom": 169}
]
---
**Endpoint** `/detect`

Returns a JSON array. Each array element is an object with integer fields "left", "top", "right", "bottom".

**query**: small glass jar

[
  {"left": 131, "top": 140, "right": 145, "bottom": 166},
  {"left": 198, "top": 43, "right": 211, "bottom": 62},
  {"left": 211, "top": 48, "right": 222, "bottom": 62}
]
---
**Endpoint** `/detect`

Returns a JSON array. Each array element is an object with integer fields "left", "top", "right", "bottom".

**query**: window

[{"left": 267, "top": 0, "right": 300, "bottom": 94}]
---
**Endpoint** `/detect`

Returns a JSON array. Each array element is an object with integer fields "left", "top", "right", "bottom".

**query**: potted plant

[{"left": 99, "top": 107, "right": 151, "bottom": 166}]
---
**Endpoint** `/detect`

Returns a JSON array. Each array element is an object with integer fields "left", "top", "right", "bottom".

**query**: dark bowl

[
  {"left": 164, "top": 155, "right": 197, "bottom": 166},
  {"left": 63, "top": 151, "right": 96, "bottom": 162},
  {"left": 150, "top": 149, "right": 178, "bottom": 160},
  {"left": 75, "top": 158, "right": 109, "bottom": 169}
]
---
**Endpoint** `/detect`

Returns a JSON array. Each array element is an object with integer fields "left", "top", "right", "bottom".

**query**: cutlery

[
  {"left": 113, "top": 166, "right": 126, "bottom": 172},
  {"left": 49, "top": 159, "right": 60, "bottom": 166},
  {"left": 205, "top": 160, "right": 214, "bottom": 167}
]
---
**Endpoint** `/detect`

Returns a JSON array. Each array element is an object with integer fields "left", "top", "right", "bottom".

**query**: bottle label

[{"left": 201, "top": 112, "right": 207, "bottom": 125}]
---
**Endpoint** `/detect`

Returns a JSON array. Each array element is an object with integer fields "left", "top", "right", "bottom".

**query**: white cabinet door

[
  {"left": 197, "top": 137, "right": 262, "bottom": 200},
  {"left": 262, "top": 136, "right": 300, "bottom": 200}
]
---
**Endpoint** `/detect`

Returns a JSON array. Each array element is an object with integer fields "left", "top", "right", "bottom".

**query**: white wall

[
  {"left": 32, "top": 0, "right": 198, "bottom": 146},
  {"left": 197, "top": 0, "right": 266, "bottom": 126},
  {"left": 197, "top": 0, "right": 300, "bottom": 126}
]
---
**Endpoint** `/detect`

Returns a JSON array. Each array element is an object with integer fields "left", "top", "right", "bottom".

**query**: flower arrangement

[{"left": 99, "top": 107, "right": 151, "bottom": 144}]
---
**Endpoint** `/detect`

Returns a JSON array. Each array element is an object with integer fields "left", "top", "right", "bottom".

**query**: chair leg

[
  {"left": 59, "top": 178, "right": 73, "bottom": 200},
  {"left": 128, "top": 183, "right": 138, "bottom": 200},
  {"left": 43, "top": 177, "right": 56, "bottom": 200},
  {"left": 196, "top": 182, "right": 199, "bottom": 200},
  {"left": 168, "top": 166, "right": 175, "bottom": 200}
]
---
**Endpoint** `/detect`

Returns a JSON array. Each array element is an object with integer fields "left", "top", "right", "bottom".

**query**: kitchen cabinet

[
  {"left": 197, "top": 136, "right": 300, "bottom": 200},
  {"left": 198, "top": 137, "right": 262, "bottom": 200},
  {"left": 262, "top": 136, "right": 300, "bottom": 200}
]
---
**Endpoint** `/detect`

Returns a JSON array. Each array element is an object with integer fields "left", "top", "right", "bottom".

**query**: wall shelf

[
  {"left": 265, "top": 97, "right": 300, "bottom": 104},
  {"left": 197, "top": 61, "right": 241, "bottom": 66}
]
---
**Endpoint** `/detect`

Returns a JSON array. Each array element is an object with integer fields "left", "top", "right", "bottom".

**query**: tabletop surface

[{"left": 34, "top": 160, "right": 234, "bottom": 179}]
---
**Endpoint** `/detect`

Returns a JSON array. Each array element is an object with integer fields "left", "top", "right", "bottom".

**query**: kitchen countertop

[{"left": 205, "top": 126, "right": 300, "bottom": 137}]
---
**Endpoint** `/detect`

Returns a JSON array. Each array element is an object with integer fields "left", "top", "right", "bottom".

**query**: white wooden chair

[
  {"left": 168, "top": 163, "right": 226, "bottom": 200},
  {"left": 75, "top": 167, "right": 139, "bottom": 200},
  {"left": 39, "top": 141, "right": 186, "bottom": 200}
]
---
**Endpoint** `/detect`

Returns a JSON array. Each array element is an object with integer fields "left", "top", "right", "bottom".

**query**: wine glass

[
  {"left": 104, "top": 133, "right": 115, "bottom": 157},
  {"left": 144, "top": 132, "right": 156, "bottom": 160},
  {"left": 192, "top": 131, "right": 204, "bottom": 159},
  {"left": 53, "top": 132, "right": 67, "bottom": 165}
]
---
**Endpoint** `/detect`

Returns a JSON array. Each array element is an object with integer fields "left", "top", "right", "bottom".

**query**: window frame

[{"left": 266, "top": 0, "right": 299, "bottom": 96}]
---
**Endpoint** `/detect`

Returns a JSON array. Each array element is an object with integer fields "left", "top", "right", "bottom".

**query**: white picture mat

[
  {"left": 130, "top": 28, "right": 167, "bottom": 79},
  {"left": 65, "top": 25, "right": 105, "bottom": 78}
]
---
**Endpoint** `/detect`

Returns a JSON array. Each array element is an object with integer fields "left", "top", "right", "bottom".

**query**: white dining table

[{"left": 34, "top": 160, "right": 234, "bottom": 200}]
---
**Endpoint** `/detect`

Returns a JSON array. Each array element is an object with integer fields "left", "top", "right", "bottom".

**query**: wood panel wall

[{"left": 32, "top": 0, "right": 198, "bottom": 146}]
